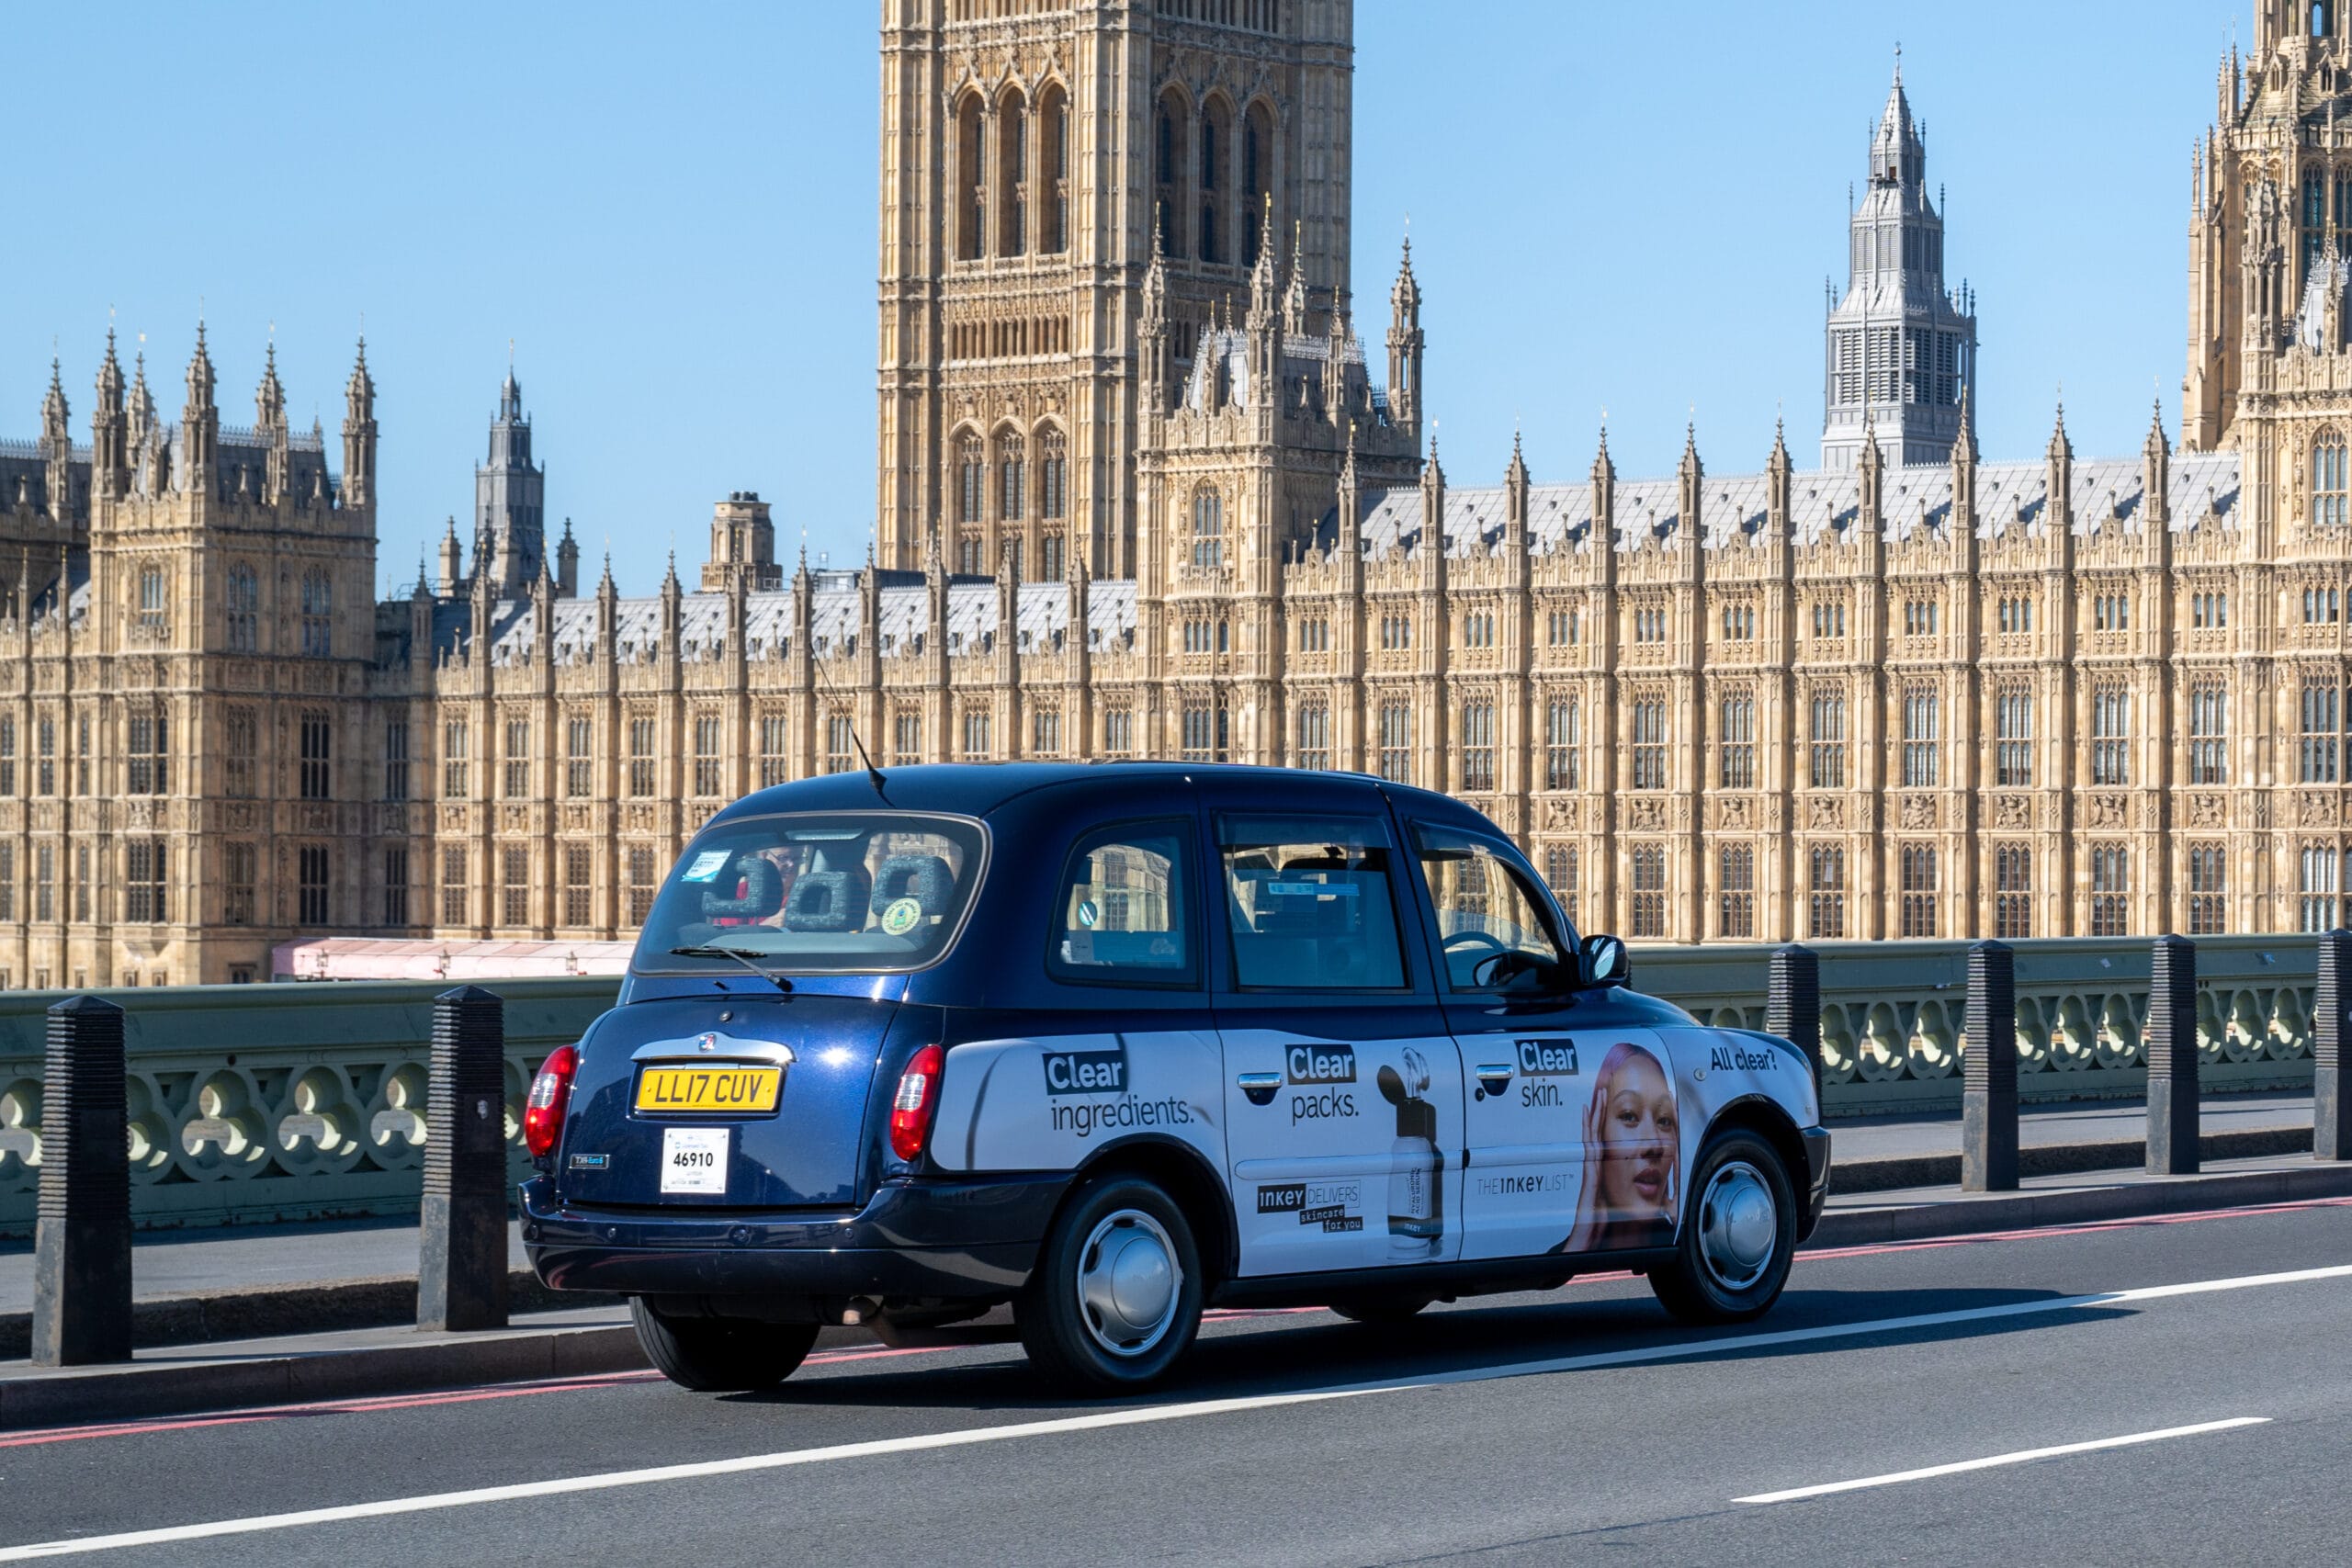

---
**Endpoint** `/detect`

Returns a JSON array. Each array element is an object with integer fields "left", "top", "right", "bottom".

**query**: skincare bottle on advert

[{"left": 1377, "top": 1047, "right": 1442, "bottom": 1259}]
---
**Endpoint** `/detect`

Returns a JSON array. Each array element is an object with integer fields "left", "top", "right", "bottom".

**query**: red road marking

[
  {"left": 8, "top": 1193, "right": 2343, "bottom": 1450},
  {"left": 1798, "top": 1194, "right": 2352, "bottom": 1262}
]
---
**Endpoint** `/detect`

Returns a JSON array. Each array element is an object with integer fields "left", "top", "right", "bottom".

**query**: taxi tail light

[
  {"left": 889, "top": 1044, "right": 945, "bottom": 1162},
  {"left": 524, "top": 1044, "right": 579, "bottom": 1159}
]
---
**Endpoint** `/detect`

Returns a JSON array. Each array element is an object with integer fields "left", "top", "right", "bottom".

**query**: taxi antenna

[{"left": 804, "top": 610, "right": 888, "bottom": 797}]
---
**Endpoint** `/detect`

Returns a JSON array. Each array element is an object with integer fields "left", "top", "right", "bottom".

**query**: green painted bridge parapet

[
  {"left": 0, "top": 936, "right": 2325, "bottom": 1235},
  {"left": 0, "top": 978, "right": 618, "bottom": 1238},
  {"left": 1634, "top": 935, "right": 2319, "bottom": 1115}
]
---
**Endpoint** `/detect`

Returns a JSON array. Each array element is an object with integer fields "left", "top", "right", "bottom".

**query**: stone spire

[
  {"left": 437, "top": 517, "right": 465, "bottom": 597},
  {"left": 1385, "top": 233, "right": 1424, "bottom": 439},
  {"left": 2044, "top": 397, "right": 2074, "bottom": 536},
  {"left": 95, "top": 329, "right": 128, "bottom": 502},
  {"left": 184, "top": 322, "right": 219, "bottom": 486},
  {"left": 1139, "top": 216, "right": 1170, "bottom": 416},
  {"left": 257, "top": 340, "right": 288, "bottom": 502},
  {"left": 2143, "top": 398, "right": 2171, "bottom": 532},
  {"left": 1282, "top": 218, "right": 1310, "bottom": 337},
  {"left": 342, "top": 337, "right": 377, "bottom": 509},
  {"left": 1822, "top": 58, "right": 1975, "bottom": 468}
]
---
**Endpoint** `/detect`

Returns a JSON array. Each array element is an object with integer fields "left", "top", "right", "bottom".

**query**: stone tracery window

[
  {"left": 997, "top": 429, "right": 1026, "bottom": 523},
  {"left": 1190, "top": 486, "right": 1224, "bottom": 569},
  {"left": 956, "top": 432, "right": 985, "bottom": 525},
  {"left": 1038, "top": 426, "right": 1067, "bottom": 519},
  {"left": 2316, "top": 431, "right": 2348, "bottom": 527}
]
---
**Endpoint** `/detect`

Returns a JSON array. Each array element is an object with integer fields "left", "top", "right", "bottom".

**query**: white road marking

[
  {"left": 4, "top": 1261, "right": 2347, "bottom": 1561},
  {"left": 1734, "top": 1416, "right": 2271, "bottom": 1504}
]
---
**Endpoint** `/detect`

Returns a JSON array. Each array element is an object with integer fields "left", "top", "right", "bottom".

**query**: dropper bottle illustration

[{"left": 1376, "top": 1045, "right": 1442, "bottom": 1259}]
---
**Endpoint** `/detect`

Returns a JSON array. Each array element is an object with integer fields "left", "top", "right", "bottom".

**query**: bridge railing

[
  {"left": 0, "top": 937, "right": 2324, "bottom": 1236},
  {"left": 1635, "top": 933, "right": 2318, "bottom": 1115},
  {"left": 0, "top": 977, "right": 615, "bottom": 1237}
]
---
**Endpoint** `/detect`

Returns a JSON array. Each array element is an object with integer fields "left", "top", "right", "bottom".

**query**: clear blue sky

[{"left": 2, "top": 1, "right": 2239, "bottom": 598}]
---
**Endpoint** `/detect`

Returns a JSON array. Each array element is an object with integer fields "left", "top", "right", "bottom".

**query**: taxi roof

[{"left": 707, "top": 761, "right": 1487, "bottom": 829}]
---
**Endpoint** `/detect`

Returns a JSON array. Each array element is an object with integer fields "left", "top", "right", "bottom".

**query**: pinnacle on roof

[
  {"left": 1507, "top": 423, "right": 1528, "bottom": 487},
  {"left": 1247, "top": 192, "right": 1279, "bottom": 316},
  {"left": 1390, "top": 231, "right": 1419, "bottom": 312},
  {"left": 346, "top": 337, "right": 374, "bottom": 403},
  {"left": 1282, "top": 217, "right": 1309, "bottom": 333},
  {"left": 2047, "top": 395, "right": 2073, "bottom": 459},
  {"left": 187, "top": 321, "right": 216, "bottom": 406}
]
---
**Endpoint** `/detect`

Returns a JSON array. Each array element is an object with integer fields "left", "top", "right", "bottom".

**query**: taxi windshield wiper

[{"left": 669, "top": 944, "right": 793, "bottom": 993}]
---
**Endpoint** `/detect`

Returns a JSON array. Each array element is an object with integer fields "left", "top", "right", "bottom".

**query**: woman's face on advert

[{"left": 1598, "top": 1054, "right": 1676, "bottom": 1217}]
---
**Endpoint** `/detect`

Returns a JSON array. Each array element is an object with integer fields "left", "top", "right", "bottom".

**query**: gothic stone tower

[
  {"left": 1821, "top": 60, "right": 1977, "bottom": 468},
  {"left": 476, "top": 367, "right": 547, "bottom": 592},
  {"left": 876, "top": 0, "right": 1355, "bottom": 583},
  {"left": 1132, "top": 221, "right": 1420, "bottom": 766}
]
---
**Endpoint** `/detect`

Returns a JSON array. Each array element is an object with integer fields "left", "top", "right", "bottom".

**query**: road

[{"left": 4, "top": 1199, "right": 2350, "bottom": 1566}]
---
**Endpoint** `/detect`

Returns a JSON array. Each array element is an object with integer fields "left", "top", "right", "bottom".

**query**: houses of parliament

[{"left": 4, "top": 0, "right": 2351, "bottom": 987}]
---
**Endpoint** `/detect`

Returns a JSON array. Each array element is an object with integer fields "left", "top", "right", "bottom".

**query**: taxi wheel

[
  {"left": 630, "top": 1298, "right": 821, "bottom": 1393},
  {"left": 1647, "top": 1129, "right": 1796, "bottom": 1326},
  {"left": 1016, "top": 1176, "right": 1203, "bottom": 1393}
]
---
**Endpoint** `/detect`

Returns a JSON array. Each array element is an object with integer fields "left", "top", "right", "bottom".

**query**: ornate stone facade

[{"left": 5, "top": 0, "right": 2350, "bottom": 986}]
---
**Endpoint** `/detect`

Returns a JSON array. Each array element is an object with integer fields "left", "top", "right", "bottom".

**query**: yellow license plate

[{"left": 633, "top": 1065, "right": 783, "bottom": 1114}]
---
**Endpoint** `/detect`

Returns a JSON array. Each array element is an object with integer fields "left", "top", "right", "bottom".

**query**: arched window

[
  {"left": 1037, "top": 85, "right": 1069, "bottom": 254},
  {"left": 997, "top": 89, "right": 1027, "bottom": 257},
  {"left": 2316, "top": 432, "right": 2348, "bottom": 526},
  {"left": 1190, "top": 488, "right": 1223, "bottom": 570},
  {"left": 225, "top": 562, "right": 257, "bottom": 652},
  {"left": 1199, "top": 98, "right": 1230, "bottom": 265},
  {"left": 956, "top": 94, "right": 986, "bottom": 260},
  {"left": 1241, "top": 101, "right": 1273, "bottom": 265},
  {"left": 997, "top": 429, "right": 1026, "bottom": 523},
  {"left": 1155, "top": 91, "right": 1188, "bottom": 257},
  {"left": 2316, "top": 1, "right": 2335, "bottom": 41},
  {"left": 956, "top": 432, "right": 985, "bottom": 525},
  {"left": 1038, "top": 426, "right": 1068, "bottom": 520},
  {"left": 300, "top": 570, "right": 332, "bottom": 658}
]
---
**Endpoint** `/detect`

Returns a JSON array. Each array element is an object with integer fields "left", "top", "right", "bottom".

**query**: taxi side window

[
  {"left": 1218, "top": 813, "right": 1408, "bottom": 990},
  {"left": 1411, "top": 825, "right": 1567, "bottom": 992},
  {"left": 1046, "top": 821, "right": 1199, "bottom": 987}
]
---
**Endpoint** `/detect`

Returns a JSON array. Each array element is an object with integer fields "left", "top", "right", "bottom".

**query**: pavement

[{"left": 1, "top": 1194, "right": 2346, "bottom": 1563}]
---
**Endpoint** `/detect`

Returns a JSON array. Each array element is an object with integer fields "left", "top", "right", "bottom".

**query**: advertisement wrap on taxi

[{"left": 519, "top": 763, "right": 1829, "bottom": 1394}]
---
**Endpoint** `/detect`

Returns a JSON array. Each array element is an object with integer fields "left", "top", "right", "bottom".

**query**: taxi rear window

[
  {"left": 636, "top": 812, "right": 985, "bottom": 976},
  {"left": 1217, "top": 813, "right": 1408, "bottom": 990}
]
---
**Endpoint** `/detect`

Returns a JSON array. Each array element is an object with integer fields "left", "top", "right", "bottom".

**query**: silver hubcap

[
  {"left": 1075, "top": 1209, "right": 1181, "bottom": 1358},
  {"left": 1697, "top": 1161, "right": 1778, "bottom": 1292}
]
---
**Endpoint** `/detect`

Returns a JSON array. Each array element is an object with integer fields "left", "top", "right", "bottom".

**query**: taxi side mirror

[{"left": 1578, "top": 933, "right": 1631, "bottom": 990}]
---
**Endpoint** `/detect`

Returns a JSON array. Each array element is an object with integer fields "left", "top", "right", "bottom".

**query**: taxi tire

[
  {"left": 1016, "top": 1175, "right": 1203, "bottom": 1393},
  {"left": 629, "top": 1298, "right": 821, "bottom": 1393},
  {"left": 1646, "top": 1129, "right": 1796, "bottom": 1325}
]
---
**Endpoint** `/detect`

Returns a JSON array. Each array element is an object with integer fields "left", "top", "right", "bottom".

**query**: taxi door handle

[
  {"left": 1236, "top": 1071, "right": 1282, "bottom": 1107},
  {"left": 1475, "top": 1063, "right": 1515, "bottom": 1096}
]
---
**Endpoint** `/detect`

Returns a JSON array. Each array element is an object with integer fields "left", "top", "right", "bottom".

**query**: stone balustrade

[
  {"left": 0, "top": 977, "right": 613, "bottom": 1237},
  {"left": 0, "top": 937, "right": 2322, "bottom": 1236}
]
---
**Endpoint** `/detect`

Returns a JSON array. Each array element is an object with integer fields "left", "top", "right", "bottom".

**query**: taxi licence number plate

[{"left": 634, "top": 1065, "right": 782, "bottom": 1114}]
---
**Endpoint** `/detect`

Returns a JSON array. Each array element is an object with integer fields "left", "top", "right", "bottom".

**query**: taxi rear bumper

[{"left": 520, "top": 1170, "right": 1069, "bottom": 1304}]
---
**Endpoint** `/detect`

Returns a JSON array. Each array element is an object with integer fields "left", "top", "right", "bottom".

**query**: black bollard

[
  {"left": 2145, "top": 936, "right": 2199, "bottom": 1176},
  {"left": 419, "top": 986, "right": 510, "bottom": 1332},
  {"left": 1961, "top": 941, "right": 2018, "bottom": 1193},
  {"left": 1765, "top": 943, "right": 1823, "bottom": 1103},
  {"left": 2320, "top": 931, "right": 2352, "bottom": 1163},
  {"left": 30, "top": 996, "right": 132, "bottom": 1366}
]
